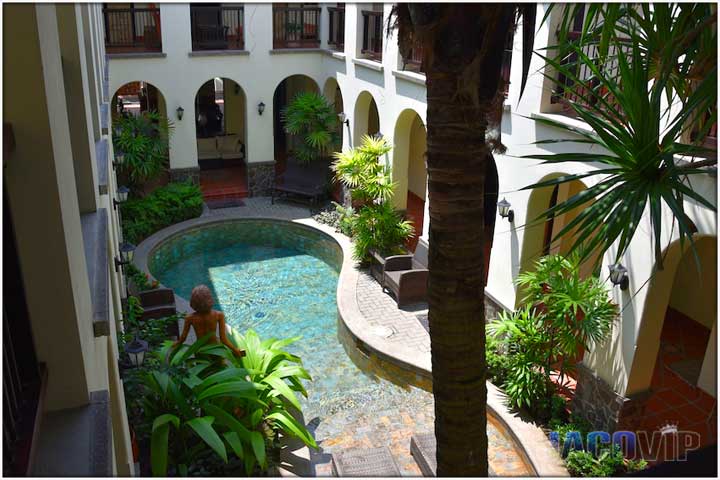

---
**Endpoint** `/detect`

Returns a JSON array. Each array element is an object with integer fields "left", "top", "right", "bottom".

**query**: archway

[
  {"left": 392, "top": 109, "right": 426, "bottom": 251},
  {"left": 517, "top": 173, "right": 591, "bottom": 298},
  {"left": 273, "top": 74, "right": 320, "bottom": 165},
  {"left": 353, "top": 91, "right": 380, "bottom": 146},
  {"left": 112, "top": 81, "right": 166, "bottom": 118},
  {"left": 625, "top": 235, "right": 716, "bottom": 460},
  {"left": 194, "top": 77, "right": 248, "bottom": 203}
]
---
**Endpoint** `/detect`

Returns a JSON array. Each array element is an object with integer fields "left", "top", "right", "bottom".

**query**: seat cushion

[
  {"left": 197, "top": 137, "right": 218, "bottom": 159},
  {"left": 384, "top": 270, "right": 405, "bottom": 292}
]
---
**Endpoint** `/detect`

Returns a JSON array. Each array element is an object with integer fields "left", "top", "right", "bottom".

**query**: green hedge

[{"left": 120, "top": 182, "right": 203, "bottom": 244}]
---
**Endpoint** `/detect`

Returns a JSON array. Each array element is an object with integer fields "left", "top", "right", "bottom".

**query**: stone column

[{"left": 247, "top": 161, "right": 275, "bottom": 196}]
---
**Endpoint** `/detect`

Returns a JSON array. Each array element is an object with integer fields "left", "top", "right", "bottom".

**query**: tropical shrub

[
  {"left": 332, "top": 135, "right": 395, "bottom": 206},
  {"left": 485, "top": 330, "right": 511, "bottom": 385},
  {"left": 332, "top": 135, "right": 414, "bottom": 261},
  {"left": 565, "top": 445, "right": 647, "bottom": 477},
  {"left": 138, "top": 330, "right": 316, "bottom": 476},
  {"left": 282, "top": 92, "right": 340, "bottom": 164},
  {"left": 126, "top": 263, "right": 159, "bottom": 292},
  {"left": 120, "top": 182, "right": 204, "bottom": 244},
  {"left": 516, "top": 252, "right": 617, "bottom": 377},
  {"left": 528, "top": 4, "right": 717, "bottom": 270},
  {"left": 113, "top": 110, "right": 174, "bottom": 190},
  {"left": 312, "top": 202, "right": 356, "bottom": 237}
]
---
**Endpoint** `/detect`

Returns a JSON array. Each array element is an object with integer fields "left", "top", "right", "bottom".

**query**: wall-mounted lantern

[
  {"left": 114, "top": 242, "right": 136, "bottom": 272},
  {"left": 338, "top": 112, "right": 350, "bottom": 127},
  {"left": 497, "top": 197, "right": 514, "bottom": 223},
  {"left": 608, "top": 263, "right": 629, "bottom": 290},
  {"left": 176, "top": 106, "right": 185, "bottom": 121},
  {"left": 258, "top": 102, "right": 266, "bottom": 116},
  {"left": 113, "top": 185, "right": 130, "bottom": 210}
]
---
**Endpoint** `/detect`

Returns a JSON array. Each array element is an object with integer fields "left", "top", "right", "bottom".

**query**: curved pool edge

[{"left": 132, "top": 211, "right": 567, "bottom": 477}]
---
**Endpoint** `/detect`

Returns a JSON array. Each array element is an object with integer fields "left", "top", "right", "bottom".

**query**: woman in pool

[{"left": 173, "top": 284, "right": 245, "bottom": 357}]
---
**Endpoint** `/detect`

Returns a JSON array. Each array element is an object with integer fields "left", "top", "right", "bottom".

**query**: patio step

[
  {"left": 201, "top": 186, "right": 249, "bottom": 201},
  {"left": 410, "top": 433, "right": 497, "bottom": 476}
]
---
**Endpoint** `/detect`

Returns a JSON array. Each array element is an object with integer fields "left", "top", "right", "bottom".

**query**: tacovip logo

[{"left": 550, "top": 423, "right": 701, "bottom": 462}]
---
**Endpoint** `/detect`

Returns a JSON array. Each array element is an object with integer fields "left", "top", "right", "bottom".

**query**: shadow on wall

[{"left": 354, "top": 63, "right": 385, "bottom": 87}]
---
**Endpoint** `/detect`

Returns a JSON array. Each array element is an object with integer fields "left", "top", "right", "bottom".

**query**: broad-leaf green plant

[
  {"left": 332, "top": 134, "right": 395, "bottom": 206},
  {"left": 351, "top": 202, "right": 414, "bottom": 262},
  {"left": 282, "top": 92, "right": 340, "bottom": 164}
]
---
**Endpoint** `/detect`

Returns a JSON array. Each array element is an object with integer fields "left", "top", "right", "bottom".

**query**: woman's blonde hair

[{"left": 190, "top": 284, "right": 214, "bottom": 313}]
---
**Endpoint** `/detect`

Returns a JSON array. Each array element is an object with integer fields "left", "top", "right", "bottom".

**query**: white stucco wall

[{"left": 108, "top": 3, "right": 717, "bottom": 397}]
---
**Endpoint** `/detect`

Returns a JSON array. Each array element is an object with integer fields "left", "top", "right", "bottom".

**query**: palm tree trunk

[{"left": 421, "top": 5, "right": 516, "bottom": 476}]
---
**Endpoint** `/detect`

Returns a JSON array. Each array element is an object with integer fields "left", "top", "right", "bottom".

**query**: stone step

[{"left": 410, "top": 433, "right": 497, "bottom": 477}]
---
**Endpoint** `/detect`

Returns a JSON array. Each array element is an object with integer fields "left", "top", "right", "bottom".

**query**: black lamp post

[
  {"left": 338, "top": 112, "right": 350, "bottom": 127},
  {"left": 497, "top": 197, "right": 514, "bottom": 223}
]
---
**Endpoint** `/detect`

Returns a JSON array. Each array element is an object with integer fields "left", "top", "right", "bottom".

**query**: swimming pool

[{"left": 146, "top": 218, "right": 532, "bottom": 475}]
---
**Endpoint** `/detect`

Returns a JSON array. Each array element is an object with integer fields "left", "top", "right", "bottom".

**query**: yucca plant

[
  {"left": 332, "top": 134, "right": 395, "bottom": 206},
  {"left": 525, "top": 4, "right": 717, "bottom": 271},
  {"left": 281, "top": 92, "right": 340, "bottom": 164},
  {"left": 112, "top": 110, "right": 173, "bottom": 192}
]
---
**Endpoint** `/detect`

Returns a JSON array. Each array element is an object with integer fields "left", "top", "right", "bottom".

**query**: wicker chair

[{"left": 382, "top": 254, "right": 429, "bottom": 307}]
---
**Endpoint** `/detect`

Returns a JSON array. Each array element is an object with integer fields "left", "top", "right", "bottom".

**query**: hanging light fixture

[
  {"left": 257, "top": 102, "right": 266, "bottom": 115},
  {"left": 608, "top": 263, "right": 629, "bottom": 290},
  {"left": 115, "top": 242, "right": 136, "bottom": 272},
  {"left": 497, "top": 197, "right": 514, "bottom": 223},
  {"left": 125, "top": 336, "right": 149, "bottom": 367},
  {"left": 113, "top": 185, "right": 130, "bottom": 210},
  {"left": 176, "top": 106, "right": 185, "bottom": 121},
  {"left": 338, "top": 112, "right": 349, "bottom": 126}
]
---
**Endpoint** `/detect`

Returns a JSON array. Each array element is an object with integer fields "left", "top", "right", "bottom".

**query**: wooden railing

[
  {"left": 191, "top": 5, "right": 244, "bottom": 51},
  {"left": 361, "top": 10, "right": 383, "bottom": 60},
  {"left": 327, "top": 6, "right": 345, "bottom": 50},
  {"left": 103, "top": 7, "right": 162, "bottom": 53},
  {"left": 273, "top": 6, "right": 321, "bottom": 49}
]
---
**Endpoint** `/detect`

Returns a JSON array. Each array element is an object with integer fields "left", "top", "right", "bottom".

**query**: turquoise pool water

[{"left": 149, "top": 220, "right": 429, "bottom": 421}]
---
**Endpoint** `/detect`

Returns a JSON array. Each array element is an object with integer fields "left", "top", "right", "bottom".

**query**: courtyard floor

[{"left": 185, "top": 197, "right": 550, "bottom": 476}]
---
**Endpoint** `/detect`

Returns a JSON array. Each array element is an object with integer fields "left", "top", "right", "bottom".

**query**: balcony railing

[
  {"left": 361, "top": 10, "right": 383, "bottom": 61},
  {"left": 103, "top": 7, "right": 162, "bottom": 53},
  {"left": 191, "top": 5, "right": 244, "bottom": 51},
  {"left": 401, "top": 44, "right": 423, "bottom": 73},
  {"left": 327, "top": 6, "right": 345, "bottom": 50},
  {"left": 273, "top": 6, "right": 321, "bottom": 49}
]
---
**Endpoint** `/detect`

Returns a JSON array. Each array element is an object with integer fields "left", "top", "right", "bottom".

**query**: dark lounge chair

[
  {"left": 271, "top": 157, "right": 329, "bottom": 205},
  {"left": 382, "top": 254, "right": 429, "bottom": 307}
]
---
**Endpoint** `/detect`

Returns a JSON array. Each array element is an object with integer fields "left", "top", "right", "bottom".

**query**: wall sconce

[
  {"left": 113, "top": 185, "right": 130, "bottom": 210},
  {"left": 338, "top": 112, "right": 350, "bottom": 127},
  {"left": 112, "top": 150, "right": 125, "bottom": 169},
  {"left": 125, "top": 335, "right": 149, "bottom": 367},
  {"left": 497, "top": 197, "right": 514, "bottom": 223},
  {"left": 176, "top": 106, "right": 185, "bottom": 121},
  {"left": 258, "top": 102, "right": 266, "bottom": 115},
  {"left": 608, "top": 263, "right": 629, "bottom": 290},
  {"left": 114, "top": 242, "right": 136, "bottom": 272}
]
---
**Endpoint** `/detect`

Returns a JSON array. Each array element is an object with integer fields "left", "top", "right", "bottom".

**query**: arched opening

[
  {"left": 353, "top": 91, "right": 380, "bottom": 146},
  {"left": 194, "top": 77, "right": 248, "bottom": 205},
  {"left": 112, "top": 81, "right": 166, "bottom": 118},
  {"left": 517, "top": 174, "right": 591, "bottom": 297},
  {"left": 625, "top": 235, "right": 716, "bottom": 461},
  {"left": 273, "top": 74, "right": 320, "bottom": 167},
  {"left": 392, "top": 109, "right": 427, "bottom": 251}
]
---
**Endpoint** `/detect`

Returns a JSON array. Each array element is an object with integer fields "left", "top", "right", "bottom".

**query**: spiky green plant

[
  {"left": 281, "top": 92, "right": 340, "bottom": 164},
  {"left": 526, "top": 4, "right": 717, "bottom": 271},
  {"left": 351, "top": 202, "right": 415, "bottom": 262},
  {"left": 112, "top": 110, "right": 173, "bottom": 190},
  {"left": 331, "top": 134, "right": 395, "bottom": 205}
]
